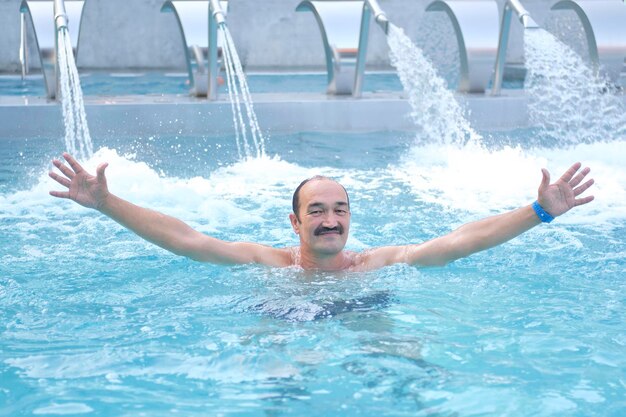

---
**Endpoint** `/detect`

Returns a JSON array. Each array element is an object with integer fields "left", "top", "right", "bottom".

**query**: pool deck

[{"left": 1, "top": 90, "right": 540, "bottom": 138}]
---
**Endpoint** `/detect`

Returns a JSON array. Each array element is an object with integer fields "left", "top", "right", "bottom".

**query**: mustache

[{"left": 314, "top": 224, "right": 344, "bottom": 236}]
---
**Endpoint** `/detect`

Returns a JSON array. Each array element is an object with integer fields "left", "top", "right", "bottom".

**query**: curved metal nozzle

[
  {"left": 365, "top": 0, "right": 389, "bottom": 34},
  {"left": 53, "top": 0, "right": 69, "bottom": 30},
  {"left": 374, "top": 14, "right": 389, "bottom": 35},
  {"left": 506, "top": 0, "right": 538, "bottom": 29},
  {"left": 209, "top": 0, "right": 226, "bottom": 25},
  {"left": 520, "top": 14, "right": 538, "bottom": 29}
]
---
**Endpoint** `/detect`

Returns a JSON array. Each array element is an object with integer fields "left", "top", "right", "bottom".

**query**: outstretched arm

[
  {"left": 49, "top": 153, "right": 290, "bottom": 266},
  {"left": 362, "top": 162, "right": 594, "bottom": 269}
]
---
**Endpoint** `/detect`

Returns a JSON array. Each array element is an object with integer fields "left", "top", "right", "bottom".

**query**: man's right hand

[{"left": 49, "top": 152, "right": 110, "bottom": 210}]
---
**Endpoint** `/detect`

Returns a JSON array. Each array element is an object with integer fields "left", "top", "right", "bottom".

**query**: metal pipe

[
  {"left": 21, "top": 0, "right": 85, "bottom": 99},
  {"left": 354, "top": 0, "right": 390, "bottom": 96},
  {"left": 507, "top": 0, "right": 538, "bottom": 29},
  {"left": 209, "top": 0, "right": 226, "bottom": 25},
  {"left": 19, "top": 13, "right": 28, "bottom": 79},
  {"left": 53, "top": 0, "right": 69, "bottom": 30},
  {"left": 365, "top": 0, "right": 389, "bottom": 34},
  {"left": 208, "top": 0, "right": 227, "bottom": 100},
  {"left": 491, "top": 0, "right": 538, "bottom": 95},
  {"left": 53, "top": 0, "right": 70, "bottom": 101},
  {"left": 353, "top": 4, "right": 372, "bottom": 97},
  {"left": 491, "top": 5, "right": 512, "bottom": 95},
  {"left": 191, "top": 45, "right": 206, "bottom": 74}
]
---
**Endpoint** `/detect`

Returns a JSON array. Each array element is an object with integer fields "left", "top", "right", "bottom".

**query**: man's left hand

[{"left": 537, "top": 162, "right": 594, "bottom": 217}]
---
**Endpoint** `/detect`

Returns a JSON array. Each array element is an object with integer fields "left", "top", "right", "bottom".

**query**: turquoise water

[
  {"left": 0, "top": 71, "right": 526, "bottom": 97},
  {"left": 1, "top": 131, "right": 625, "bottom": 416},
  {"left": 0, "top": 72, "right": 404, "bottom": 97}
]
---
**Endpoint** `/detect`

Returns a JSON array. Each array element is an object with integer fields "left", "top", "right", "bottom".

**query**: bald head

[{"left": 292, "top": 176, "right": 350, "bottom": 222}]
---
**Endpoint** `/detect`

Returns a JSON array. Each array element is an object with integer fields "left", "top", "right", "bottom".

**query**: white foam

[
  {"left": 392, "top": 140, "right": 626, "bottom": 224},
  {"left": 2, "top": 149, "right": 374, "bottom": 238},
  {"left": 3, "top": 139, "right": 624, "bottom": 240}
]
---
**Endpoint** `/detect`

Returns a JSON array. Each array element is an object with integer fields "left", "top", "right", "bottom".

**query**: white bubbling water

[
  {"left": 386, "top": 24, "right": 481, "bottom": 146},
  {"left": 524, "top": 29, "right": 626, "bottom": 146},
  {"left": 18, "top": 148, "right": 373, "bottom": 248},
  {"left": 382, "top": 24, "right": 624, "bottom": 225},
  {"left": 3, "top": 139, "right": 624, "bottom": 243},
  {"left": 57, "top": 27, "right": 93, "bottom": 161},
  {"left": 392, "top": 140, "right": 626, "bottom": 225}
]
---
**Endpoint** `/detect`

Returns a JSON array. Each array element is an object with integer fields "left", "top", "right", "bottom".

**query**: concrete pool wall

[
  {"left": 1, "top": 0, "right": 623, "bottom": 138},
  {"left": 0, "top": 90, "right": 529, "bottom": 139},
  {"left": 0, "top": 0, "right": 554, "bottom": 72}
]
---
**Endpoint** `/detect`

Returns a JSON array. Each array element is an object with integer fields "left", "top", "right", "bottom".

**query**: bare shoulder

[
  {"left": 251, "top": 244, "right": 295, "bottom": 267},
  {"left": 211, "top": 242, "right": 294, "bottom": 267},
  {"left": 349, "top": 246, "right": 408, "bottom": 271}
]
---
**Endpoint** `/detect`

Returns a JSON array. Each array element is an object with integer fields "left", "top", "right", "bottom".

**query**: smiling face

[{"left": 289, "top": 178, "right": 351, "bottom": 258}]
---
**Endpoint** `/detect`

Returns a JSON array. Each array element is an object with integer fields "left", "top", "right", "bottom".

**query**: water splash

[
  {"left": 414, "top": 11, "right": 461, "bottom": 90},
  {"left": 524, "top": 29, "right": 626, "bottom": 147},
  {"left": 392, "top": 139, "right": 626, "bottom": 224},
  {"left": 386, "top": 24, "right": 481, "bottom": 146},
  {"left": 219, "top": 24, "right": 266, "bottom": 159},
  {"left": 57, "top": 27, "right": 93, "bottom": 161}
]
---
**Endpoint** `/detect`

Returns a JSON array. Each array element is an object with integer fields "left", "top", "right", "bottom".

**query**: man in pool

[{"left": 49, "top": 153, "right": 595, "bottom": 272}]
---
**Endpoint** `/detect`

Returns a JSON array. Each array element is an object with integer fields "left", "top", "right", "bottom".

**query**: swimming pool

[
  {"left": 1, "top": 127, "right": 624, "bottom": 416},
  {"left": 0, "top": 70, "right": 528, "bottom": 98},
  {"left": 0, "top": 72, "right": 405, "bottom": 97}
]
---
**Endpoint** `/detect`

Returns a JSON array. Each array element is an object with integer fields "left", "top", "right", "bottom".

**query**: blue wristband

[{"left": 532, "top": 201, "right": 554, "bottom": 223}]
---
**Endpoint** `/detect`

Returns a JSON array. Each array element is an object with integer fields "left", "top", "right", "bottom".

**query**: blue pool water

[
  {"left": 0, "top": 71, "right": 526, "bottom": 97},
  {"left": 1, "top": 129, "right": 625, "bottom": 416},
  {"left": 0, "top": 72, "right": 405, "bottom": 97}
]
